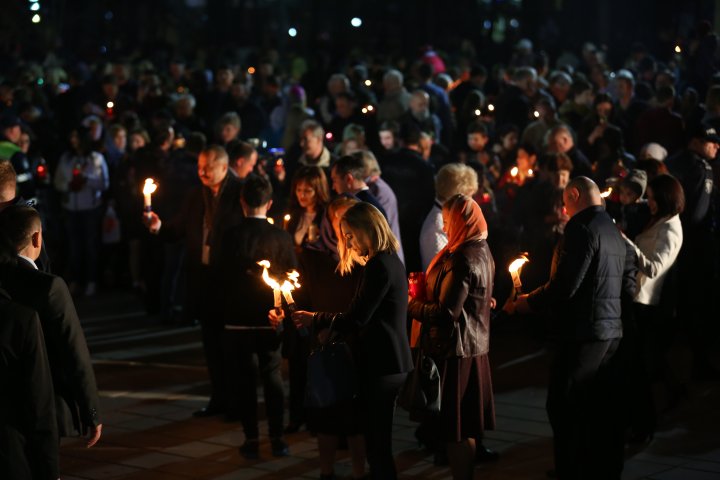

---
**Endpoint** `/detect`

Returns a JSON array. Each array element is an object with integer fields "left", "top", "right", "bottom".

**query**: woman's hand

[
  {"left": 291, "top": 310, "right": 314, "bottom": 329},
  {"left": 268, "top": 308, "right": 284, "bottom": 329}
]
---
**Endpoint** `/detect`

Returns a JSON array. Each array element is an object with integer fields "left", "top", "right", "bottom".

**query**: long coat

[{"left": 0, "top": 259, "right": 99, "bottom": 436}]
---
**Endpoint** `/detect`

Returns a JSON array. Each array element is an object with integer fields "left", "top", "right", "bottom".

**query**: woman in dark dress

[
  {"left": 282, "top": 165, "right": 330, "bottom": 433},
  {"left": 408, "top": 194, "right": 496, "bottom": 480},
  {"left": 293, "top": 202, "right": 413, "bottom": 480}
]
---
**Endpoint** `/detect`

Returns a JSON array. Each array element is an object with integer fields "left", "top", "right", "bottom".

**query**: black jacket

[
  {"left": 379, "top": 148, "right": 435, "bottom": 272},
  {"left": 0, "top": 287, "right": 58, "bottom": 480},
  {"left": 0, "top": 259, "right": 99, "bottom": 437},
  {"left": 220, "top": 217, "right": 297, "bottom": 328},
  {"left": 158, "top": 174, "right": 244, "bottom": 318},
  {"left": 315, "top": 252, "right": 413, "bottom": 378},
  {"left": 527, "top": 205, "right": 625, "bottom": 342}
]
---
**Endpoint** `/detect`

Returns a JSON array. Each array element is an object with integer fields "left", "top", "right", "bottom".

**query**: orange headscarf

[{"left": 426, "top": 194, "right": 488, "bottom": 275}]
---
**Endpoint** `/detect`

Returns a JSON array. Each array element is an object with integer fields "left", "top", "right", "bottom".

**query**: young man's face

[
  {"left": 467, "top": 132, "right": 488, "bottom": 152},
  {"left": 379, "top": 130, "right": 395, "bottom": 150},
  {"left": 618, "top": 184, "right": 639, "bottom": 206},
  {"left": 235, "top": 151, "right": 257, "bottom": 179}
]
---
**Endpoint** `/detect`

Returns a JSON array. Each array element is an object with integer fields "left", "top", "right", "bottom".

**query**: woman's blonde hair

[{"left": 337, "top": 202, "right": 399, "bottom": 275}]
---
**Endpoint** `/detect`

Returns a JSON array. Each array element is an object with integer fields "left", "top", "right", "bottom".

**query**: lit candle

[
  {"left": 508, "top": 254, "right": 529, "bottom": 298},
  {"left": 600, "top": 187, "right": 613, "bottom": 199},
  {"left": 258, "top": 260, "right": 284, "bottom": 332},
  {"left": 511, "top": 166, "right": 519, "bottom": 178},
  {"left": 267, "top": 217, "right": 275, "bottom": 225},
  {"left": 142, "top": 178, "right": 157, "bottom": 215},
  {"left": 283, "top": 214, "right": 291, "bottom": 230}
]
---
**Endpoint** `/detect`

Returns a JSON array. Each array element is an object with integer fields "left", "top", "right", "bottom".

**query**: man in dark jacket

[
  {"left": 0, "top": 287, "right": 58, "bottom": 480},
  {"left": 0, "top": 205, "right": 101, "bottom": 446},
  {"left": 145, "top": 145, "right": 244, "bottom": 417},
  {"left": 219, "top": 174, "right": 296, "bottom": 459},
  {"left": 511, "top": 176, "right": 626, "bottom": 480},
  {"left": 380, "top": 126, "right": 435, "bottom": 272}
]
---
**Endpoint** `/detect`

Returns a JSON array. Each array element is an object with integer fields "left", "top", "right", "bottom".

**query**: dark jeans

[
  {"left": 64, "top": 208, "right": 101, "bottom": 284},
  {"left": 286, "top": 333, "right": 310, "bottom": 425},
  {"left": 363, "top": 372, "right": 406, "bottom": 480},
  {"left": 546, "top": 339, "right": 623, "bottom": 480},
  {"left": 223, "top": 331, "right": 284, "bottom": 439}
]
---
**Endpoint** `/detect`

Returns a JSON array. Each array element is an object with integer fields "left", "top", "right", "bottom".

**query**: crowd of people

[{"left": 1, "top": 18, "right": 720, "bottom": 480}]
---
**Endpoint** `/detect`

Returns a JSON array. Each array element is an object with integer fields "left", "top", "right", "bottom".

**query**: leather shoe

[
  {"left": 475, "top": 444, "right": 500, "bottom": 463},
  {"left": 271, "top": 437, "right": 290, "bottom": 457},
  {"left": 239, "top": 439, "right": 259, "bottom": 459},
  {"left": 192, "top": 405, "right": 224, "bottom": 418}
]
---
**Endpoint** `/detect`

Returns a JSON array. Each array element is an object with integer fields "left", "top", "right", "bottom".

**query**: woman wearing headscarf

[{"left": 408, "top": 194, "right": 496, "bottom": 480}]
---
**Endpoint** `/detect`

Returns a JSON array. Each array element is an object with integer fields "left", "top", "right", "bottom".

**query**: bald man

[
  {"left": 145, "top": 145, "right": 244, "bottom": 417},
  {"left": 511, "top": 176, "right": 626, "bottom": 479}
]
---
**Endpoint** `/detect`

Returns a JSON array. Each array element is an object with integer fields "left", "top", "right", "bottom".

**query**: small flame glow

[
  {"left": 267, "top": 217, "right": 274, "bottom": 225},
  {"left": 364, "top": 79, "right": 372, "bottom": 87},
  {"left": 106, "top": 101, "right": 114, "bottom": 109},
  {"left": 600, "top": 187, "right": 613, "bottom": 198},
  {"left": 474, "top": 109, "right": 481, "bottom": 116},
  {"left": 367, "top": 105, "right": 374, "bottom": 111},
  {"left": 508, "top": 255, "right": 529, "bottom": 274},
  {"left": 528, "top": 169, "right": 534, "bottom": 176},
  {"left": 511, "top": 166, "right": 519, "bottom": 177},
  {"left": 533, "top": 110, "right": 540, "bottom": 118},
  {"left": 674, "top": 45, "right": 682, "bottom": 54},
  {"left": 487, "top": 104, "right": 495, "bottom": 112},
  {"left": 257, "top": 261, "right": 301, "bottom": 295},
  {"left": 142, "top": 178, "right": 157, "bottom": 196}
]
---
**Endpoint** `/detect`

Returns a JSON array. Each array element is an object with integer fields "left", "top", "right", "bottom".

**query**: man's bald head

[{"left": 563, "top": 176, "right": 601, "bottom": 217}]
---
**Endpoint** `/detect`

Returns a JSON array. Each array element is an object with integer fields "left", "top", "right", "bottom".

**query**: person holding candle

[
  {"left": 218, "top": 173, "right": 297, "bottom": 459},
  {"left": 53, "top": 127, "right": 109, "bottom": 296},
  {"left": 143, "top": 145, "right": 243, "bottom": 418},
  {"left": 292, "top": 202, "right": 413, "bottom": 480},
  {"left": 508, "top": 176, "right": 627, "bottom": 480},
  {"left": 409, "top": 194, "right": 497, "bottom": 478},
  {"left": 282, "top": 165, "right": 330, "bottom": 433}
]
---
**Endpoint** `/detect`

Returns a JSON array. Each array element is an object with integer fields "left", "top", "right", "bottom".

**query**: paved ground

[{"left": 58, "top": 290, "right": 720, "bottom": 480}]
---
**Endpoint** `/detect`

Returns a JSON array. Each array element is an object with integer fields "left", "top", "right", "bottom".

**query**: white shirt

[
  {"left": 17, "top": 254, "right": 38, "bottom": 270},
  {"left": 627, "top": 214, "right": 683, "bottom": 306}
]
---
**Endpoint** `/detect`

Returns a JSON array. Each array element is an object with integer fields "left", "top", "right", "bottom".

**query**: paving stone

[
  {"left": 649, "top": 468, "right": 720, "bottom": 480},
  {"left": 163, "top": 441, "right": 231, "bottom": 458},
  {"left": 119, "top": 452, "right": 188, "bottom": 468}
]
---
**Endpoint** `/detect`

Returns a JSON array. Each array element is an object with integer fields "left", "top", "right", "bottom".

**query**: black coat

[
  {"left": 0, "top": 259, "right": 99, "bottom": 437},
  {"left": 315, "top": 252, "right": 413, "bottom": 379},
  {"left": 220, "top": 217, "right": 297, "bottom": 327},
  {"left": 0, "top": 287, "right": 58, "bottom": 480},
  {"left": 158, "top": 174, "right": 244, "bottom": 318},
  {"left": 527, "top": 206, "right": 625, "bottom": 342},
  {"left": 379, "top": 148, "right": 435, "bottom": 273}
]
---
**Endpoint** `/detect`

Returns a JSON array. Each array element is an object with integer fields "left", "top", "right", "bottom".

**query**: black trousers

[
  {"left": 223, "top": 331, "right": 284, "bottom": 439},
  {"left": 362, "top": 372, "right": 406, "bottom": 480},
  {"left": 286, "top": 332, "right": 310, "bottom": 425},
  {"left": 546, "top": 339, "right": 623, "bottom": 480}
]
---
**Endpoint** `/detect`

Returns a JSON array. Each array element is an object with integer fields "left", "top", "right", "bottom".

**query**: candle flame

[
  {"left": 106, "top": 101, "right": 114, "bottom": 109},
  {"left": 142, "top": 178, "right": 157, "bottom": 195},
  {"left": 487, "top": 104, "right": 495, "bottom": 112},
  {"left": 267, "top": 217, "right": 275, "bottom": 225},
  {"left": 528, "top": 169, "right": 534, "bottom": 176},
  {"left": 600, "top": 187, "right": 612, "bottom": 198},
  {"left": 284, "top": 214, "right": 291, "bottom": 221},
  {"left": 511, "top": 166, "right": 519, "bottom": 177},
  {"left": 674, "top": 45, "right": 681, "bottom": 54},
  {"left": 257, "top": 260, "right": 301, "bottom": 294},
  {"left": 364, "top": 79, "right": 372, "bottom": 87},
  {"left": 508, "top": 255, "right": 529, "bottom": 274},
  {"left": 474, "top": 109, "right": 481, "bottom": 116}
]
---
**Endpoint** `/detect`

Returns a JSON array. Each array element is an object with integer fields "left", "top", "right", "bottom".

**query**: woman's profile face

[
  {"left": 295, "top": 180, "right": 317, "bottom": 210},
  {"left": 341, "top": 219, "right": 369, "bottom": 257},
  {"left": 441, "top": 209, "right": 451, "bottom": 236}
]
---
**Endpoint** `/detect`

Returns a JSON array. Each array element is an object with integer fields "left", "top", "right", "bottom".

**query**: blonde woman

[{"left": 293, "top": 202, "right": 413, "bottom": 480}]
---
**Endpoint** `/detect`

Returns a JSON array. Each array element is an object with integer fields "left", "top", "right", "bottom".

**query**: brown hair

[
  {"left": 648, "top": 174, "right": 684, "bottom": 221},
  {"left": 288, "top": 166, "right": 330, "bottom": 213}
]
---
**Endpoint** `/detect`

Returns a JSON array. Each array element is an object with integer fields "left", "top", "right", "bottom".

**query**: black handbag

[
  {"left": 398, "top": 341, "right": 442, "bottom": 419},
  {"left": 304, "top": 317, "right": 357, "bottom": 408}
]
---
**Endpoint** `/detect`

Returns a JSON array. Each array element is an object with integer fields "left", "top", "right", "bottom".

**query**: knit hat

[{"left": 622, "top": 169, "right": 648, "bottom": 198}]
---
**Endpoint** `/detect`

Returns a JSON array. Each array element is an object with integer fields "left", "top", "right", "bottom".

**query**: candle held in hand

[
  {"left": 142, "top": 178, "right": 157, "bottom": 214},
  {"left": 508, "top": 254, "right": 529, "bottom": 296}
]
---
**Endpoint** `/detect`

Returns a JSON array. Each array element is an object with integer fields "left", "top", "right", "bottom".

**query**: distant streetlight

[{"left": 351, "top": 17, "right": 362, "bottom": 28}]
